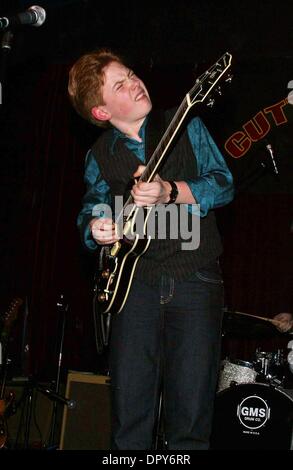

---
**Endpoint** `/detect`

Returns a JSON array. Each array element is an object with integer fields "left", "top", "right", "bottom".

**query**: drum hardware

[
  {"left": 220, "top": 308, "right": 291, "bottom": 391},
  {"left": 254, "top": 348, "right": 286, "bottom": 386},
  {"left": 218, "top": 347, "right": 288, "bottom": 392}
]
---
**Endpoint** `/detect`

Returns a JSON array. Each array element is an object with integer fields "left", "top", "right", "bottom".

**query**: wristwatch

[{"left": 166, "top": 181, "right": 178, "bottom": 204}]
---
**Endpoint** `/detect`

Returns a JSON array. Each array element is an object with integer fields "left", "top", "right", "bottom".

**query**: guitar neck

[
  {"left": 122, "top": 98, "right": 190, "bottom": 211},
  {"left": 141, "top": 99, "right": 190, "bottom": 182}
]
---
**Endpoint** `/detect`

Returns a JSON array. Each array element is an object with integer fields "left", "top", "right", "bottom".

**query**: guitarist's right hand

[{"left": 90, "top": 218, "right": 120, "bottom": 245}]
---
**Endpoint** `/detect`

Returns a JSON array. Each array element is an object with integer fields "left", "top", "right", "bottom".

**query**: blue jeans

[{"left": 109, "top": 260, "right": 224, "bottom": 450}]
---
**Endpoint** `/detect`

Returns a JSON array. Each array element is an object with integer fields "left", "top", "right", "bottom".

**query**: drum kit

[{"left": 211, "top": 309, "right": 293, "bottom": 450}]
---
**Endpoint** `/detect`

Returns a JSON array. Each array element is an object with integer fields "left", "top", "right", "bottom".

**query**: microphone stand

[
  {"left": 19, "top": 295, "right": 71, "bottom": 450},
  {"left": 46, "top": 294, "right": 68, "bottom": 449},
  {"left": 235, "top": 143, "right": 279, "bottom": 194},
  {"left": 20, "top": 377, "right": 75, "bottom": 449}
]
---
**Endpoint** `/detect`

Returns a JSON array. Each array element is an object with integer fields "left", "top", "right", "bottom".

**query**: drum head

[{"left": 210, "top": 383, "right": 293, "bottom": 449}]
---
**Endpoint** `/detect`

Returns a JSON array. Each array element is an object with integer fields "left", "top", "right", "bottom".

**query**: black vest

[{"left": 91, "top": 110, "right": 222, "bottom": 285}]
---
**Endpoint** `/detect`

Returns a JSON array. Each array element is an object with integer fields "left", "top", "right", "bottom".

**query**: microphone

[
  {"left": 0, "top": 5, "right": 46, "bottom": 30},
  {"left": 265, "top": 142, "right": 279, "bottom": 175},
  {"left": 36, "top": 384, "right": 77, "bottom": 409}
]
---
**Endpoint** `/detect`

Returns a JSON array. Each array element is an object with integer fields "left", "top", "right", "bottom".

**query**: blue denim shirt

[{"left": 77, "top": 116, "right": 234, "bottom": 250}]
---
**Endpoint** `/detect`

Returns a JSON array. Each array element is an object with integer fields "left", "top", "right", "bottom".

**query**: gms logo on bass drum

[{"left": 237, "top": 395, "right": 270, "bottom": 430}]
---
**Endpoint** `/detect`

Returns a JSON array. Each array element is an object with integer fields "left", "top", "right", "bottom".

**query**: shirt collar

[{"left": 111, "top": 117, "right": 148, "bottom": 154}]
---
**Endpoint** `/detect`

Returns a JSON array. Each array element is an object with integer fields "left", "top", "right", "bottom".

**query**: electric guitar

[
  {"left": 94, "top": 52, "right": 233, "bottom": 316},
  {"left": 0, "top": 297, "right": 23, "bottom": 448}
]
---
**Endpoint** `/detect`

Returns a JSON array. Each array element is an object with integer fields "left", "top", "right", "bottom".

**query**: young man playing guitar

[{"left": 68, "top": 49, "right": 234, "bottom": 449}]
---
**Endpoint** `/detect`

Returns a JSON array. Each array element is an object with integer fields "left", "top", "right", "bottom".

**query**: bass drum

[{"left": 210, "top": 383, "right": 293, "bottom": 449}]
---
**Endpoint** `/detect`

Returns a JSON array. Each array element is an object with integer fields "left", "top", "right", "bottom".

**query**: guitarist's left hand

[{"left": 131, "top": 165, "right": 171, "bottom": 206}]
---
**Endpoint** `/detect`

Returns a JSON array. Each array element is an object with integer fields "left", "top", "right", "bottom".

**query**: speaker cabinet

[{"left": 59, "top": 372, "right": 111, "bottom": 450}]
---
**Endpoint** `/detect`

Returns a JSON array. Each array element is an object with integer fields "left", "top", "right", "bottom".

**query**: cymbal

[{"left": 222, "top": 308, "right": 284, "bottom": 338}]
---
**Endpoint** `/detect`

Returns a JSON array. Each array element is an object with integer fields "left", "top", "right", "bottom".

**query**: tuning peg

[
  {"left": 225, "top": 73, "right": 233, "bottom": 83},
  {"left": 207, "top": 98, "right": 215, "bottom": 107}
]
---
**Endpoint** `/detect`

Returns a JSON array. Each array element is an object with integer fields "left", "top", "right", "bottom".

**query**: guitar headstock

[
  {"left": 187, "top": 52, "right": 233, "bottom": 108},
  {"left": 1, "top": 298, "right": 23, "bottom": 333}
]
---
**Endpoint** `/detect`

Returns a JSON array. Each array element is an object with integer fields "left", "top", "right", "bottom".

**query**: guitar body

[
  {"left": 0, "top": 393, "right": 15, "bottom": 449},
  {"left": 95, "top": 235, "right": 151, "bottom": 314},
  {"left": 0, "top": 399, "right": 7, "bottom": 448}
]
